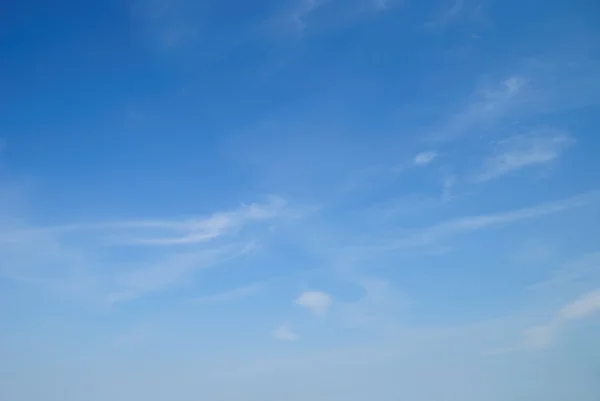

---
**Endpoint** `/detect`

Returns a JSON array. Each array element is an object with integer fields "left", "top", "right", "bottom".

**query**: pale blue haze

[{"left": 1, "top": 1, "right": 600, "bottom": 400}]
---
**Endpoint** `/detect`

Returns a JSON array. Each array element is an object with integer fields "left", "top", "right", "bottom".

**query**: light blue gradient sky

[{"left": 2, "top": 1, "right": 600, "bottom": 400}]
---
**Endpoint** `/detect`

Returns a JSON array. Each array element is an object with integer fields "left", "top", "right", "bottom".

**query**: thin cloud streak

[
  {"left": 428, "top": 76, "right": 530, "bottom": 142},
  {"left": 474, "top": 128, "right": 575, "bottom": 182},
  {"left": 0, "top": 196, "right": 283, "bottom": 304},
  {"left": 353, "top": 191, "right": 599, "bottom": 253},
  {"left": 106, "top": 242, "right": 257, "bottom": 305},
  {"left": 5, "top": 196, "right": 288, "bottom": 246},
  {"left": 492, "top": 289, "right": 600, "bottom": 352}
]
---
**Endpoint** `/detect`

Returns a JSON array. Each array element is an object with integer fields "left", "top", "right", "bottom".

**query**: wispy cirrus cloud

[
  {"left": 428, "top": 55, "right": 600, "bottom": 144},
  {"left": 474, "top": 128, "right": 575, "bottom": 182},
  {"left": 352, "top": 191, "right": 599, "bottom": 253},
  {"left": 105, "top": 242, "right": 257, "bottom": 304},
  {"left": 6, "top": 195, "right": 287, "bottom": 247},
  {"left": 521, "top": 289, "right": 600, "bottom": 350},
  {"left": 0, "top": 196, "right": 288, "bottom": 305},
  {"left": 429, "top": 76, "right": 530, "bottom": 142}
]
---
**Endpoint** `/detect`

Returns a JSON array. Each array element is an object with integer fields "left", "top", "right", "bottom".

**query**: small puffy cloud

[
  {"left": 273, "top": 324, "right": 298, "bottom": 341},
  {"left": 295, "top": 291, "right": 332, "bottom": 317},
  {"left": 475, "top": 128, "right": 574, "bottom": 182},
  {"left": 414, "top": 151, "right": 437, "bottom": 166}
]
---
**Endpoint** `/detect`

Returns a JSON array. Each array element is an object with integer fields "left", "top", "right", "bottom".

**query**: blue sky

[{"left": 2, "top": 0, "right": 600, "bottom": 400}]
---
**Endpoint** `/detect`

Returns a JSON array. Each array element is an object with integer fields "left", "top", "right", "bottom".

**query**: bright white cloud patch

[
  {"left": 295, "top": 291, "right": 333, "bottom": 316},
  {"left": 414, "top": 151, "right": 438, "bottom": 166},
  {"left": 273, "top": 324, "right": 298, "bottom": 341},
  {"left": 475, "top": 128, "right": 574, "bottom": 182}
]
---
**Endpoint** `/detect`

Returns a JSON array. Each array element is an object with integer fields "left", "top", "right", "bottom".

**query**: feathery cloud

[
  {"left": 475, "top": 128, "right": 575, "bottom": 182},
  {"left": 296, "top": 290, "right": 333, "bottom": 316},
  {"left": 358, "top": 191, "right": 599, "bottom": 253},
  {"left": 522, "top": 289, "right": 600, "bottom": 350},
  {"left": 105, "top": 242, "right": 256, "bottom": 304},
  {"left": 0, "top": 196, "right": 286, "bottom": 304},
  {"left": 430, "top": 76, "right": 529, "bottom": 141},
  {"left": 9, "top": 196, "right": 287, "bottom": 247}
]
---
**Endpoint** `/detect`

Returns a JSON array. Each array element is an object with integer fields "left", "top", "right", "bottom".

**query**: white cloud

[
  {"left": 430, "top": 75, "right": 530, "bottom": 142},
  {"left": 558, "top": 289, "right": 600, "bottom": 320},
  {"left": 192, "top": 282, "right": 264, "bottom": 303},
  {"left": 273, "top": 324, "right": 298, "bottom": 341},
  {"left": 11, "top": 196, "right": 287, "bottom": 246},
  {"left": 0, "top": 196, "right": 285, "bottom": 304},
  {"left": 521, "top": 289, "right": 600, "bottom": 349},
  {"left": 475, "top": 128, "right": 574, "bottom": 182},
  {"left": 414, "top": 151, "right": 437, "bottom": 166},
  {"left": 106, "top": 242, "right": 256, "bottom": 304},
  {"left": 295, "top": 290, "right": 333, "bottom": 316},
  {"left": 361, "top": 191, "right": 599, "bottom": 252},
  {"left": 120, "top": 196, "right": 286, "bottom": 245},
  {"left": 429, "top": 56, "right": 600, "bottom": 143}
]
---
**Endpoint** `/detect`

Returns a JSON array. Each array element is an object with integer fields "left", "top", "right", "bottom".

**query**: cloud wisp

[
  {"left": 273, "top": 324, "right": 299, "bottom": 341},
  {"left": 7, "top": 196, "right": 287, "bottom": 247},
  {"left": 350, "top": 191, "right": 599, "bottom": 254},
  {"left": 522, "top": 289, "right": 600, "bottom": 350},
  {"left": 105, "top": 242, "right": 257, "bottom": 305},
  {"left": 428, "top": 76, "right": 530, "bottom": 142},
  {"left": 0, "top": 196, "right": 288, "bottom": 305},
  {"left": 474, "top": 128, "right": 575, "bottom": 182}
]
